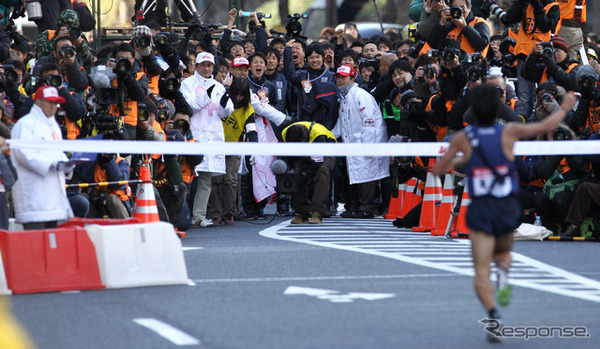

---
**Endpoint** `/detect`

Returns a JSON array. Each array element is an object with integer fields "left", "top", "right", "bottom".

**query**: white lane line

[
  {"left": 191, "top": 273, "right": 458, "bottom": 283},
  {"left": 133, "top": 318, "right": 200, "bottom": 346}
]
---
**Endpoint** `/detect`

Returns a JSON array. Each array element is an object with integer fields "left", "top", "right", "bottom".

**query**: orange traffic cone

[
  {"left": 133, "top": 166, "right": 160, "bottom": 223},
  {"left": 453, "top": 186, "right": 471, "bottom": 237},
  {"left": 400, "top": 178, "right": 420, "bottom": 217},
  {"left": 384, "top": 183, "right": 406, "bottom": 219},
  {"left": 413, "top": 171, "right": 443, "bottom": 232},
  {"left": 431, "top": 173, "right": 457, "bottom": 236}
]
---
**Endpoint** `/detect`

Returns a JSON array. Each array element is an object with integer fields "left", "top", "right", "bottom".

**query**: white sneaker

[{"left": 192, "top": 219, "right": 214, "bottom": 228}]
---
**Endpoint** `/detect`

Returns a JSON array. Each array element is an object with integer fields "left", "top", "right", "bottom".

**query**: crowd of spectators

[{"left": 0, "top": 0, "right": 598, "bottom": 237}]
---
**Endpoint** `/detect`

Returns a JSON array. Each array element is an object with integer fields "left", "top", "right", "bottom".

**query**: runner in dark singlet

[{"left": 433, "top": 84, "right": 576, "bottom": 342}]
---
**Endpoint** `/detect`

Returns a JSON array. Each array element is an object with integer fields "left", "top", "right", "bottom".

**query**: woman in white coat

[
  {"left": 332, "top": 65, "right": 390, "bottom": 218},
  {"left": 10, "top": 87, "right": 74, "bottom": 229}
]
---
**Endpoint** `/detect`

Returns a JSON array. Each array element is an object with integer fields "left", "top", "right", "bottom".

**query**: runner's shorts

[{"left": 466, "top": 195, "right": 521, "bottom": 236}]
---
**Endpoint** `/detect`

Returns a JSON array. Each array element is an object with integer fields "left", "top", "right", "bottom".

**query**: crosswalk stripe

[{"left": 260, "top": 220, "right": 600, "bottom": 303}]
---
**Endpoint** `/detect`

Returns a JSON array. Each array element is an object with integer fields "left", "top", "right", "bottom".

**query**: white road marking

[
  {"left": 133, "top": 318, "right": 200, "bottom": 346},
  {"left": 284, "top": 286, "right": 396, "bottom": 303},
  {"left": 191, "top": 273, "right": 456, "bottom": 283},
  {"left": 261, "top": 220, "right": 600, "bottom": 303}
]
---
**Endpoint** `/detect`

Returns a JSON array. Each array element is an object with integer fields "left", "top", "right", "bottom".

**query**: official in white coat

[
  {"left": 10, "top": 86, "right": 74, "bottom": 229},
  {"left": 332, "top": 65, "right": 390, "bottom": 218},
  {"left": 180, "top": 52, "right": 234, "bottom": 227}
]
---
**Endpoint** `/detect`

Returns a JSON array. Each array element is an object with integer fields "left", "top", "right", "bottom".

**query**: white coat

[
  {"left": 332, "top": 83, "right": 390, "bottom": 184},
  {"left": 10, "top": 104, "right": 74, "bottom": 224},
  {"left": 180, "top": 72, "right": 234, "bottom": 175}
]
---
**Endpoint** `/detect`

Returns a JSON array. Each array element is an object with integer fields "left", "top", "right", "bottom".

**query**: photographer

[
  {"left": 401, "top": 89, "right": 444, "bottom": 142},
  {"left": 480, "top": 0, "right": 561, "bottom": 116},
  {"left": 523, "top": 37, "right": 580, "bottom": 91},
  {"left": 107, "top": 43, "right": 149, "bottom": 140},
  {"left": 437, "top": 39, "right": 467, "bottom": 103},
  {"left": 34, "top": 9, "right": 94, "bottom": 69},
  {"left": 7, "top": 62, "right": 86, "bottom": 133},
  {"left": 280, "top": 122, "right": 337, "bottom": 224},
  {"left": 411, "top": 55, "right": 440, "bottom": 101},
  {"left": 130, "top": 25, "right": 160, "bottom": 84},
  {"left": 33, "top": 36, "right": 89, "bottom": 94},
  {"left": 74, "top": 150, "right": 132, "bottom": 219},
  {"left": 427, "top": 0, "right": 490, "bottom": 56},
  {"left": 463, "top": 75, "right": 525, "bottom": 125},
  {"left": 527, "top": 82, "right": 563, "bottom": 124},
  {"left": 567, "top": 65, "right": 600, "bottom": 136}
]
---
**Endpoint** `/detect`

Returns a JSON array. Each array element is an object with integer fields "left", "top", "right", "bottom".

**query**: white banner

[{"left": 6, "top": 139, "right": 600, "bottom": 157}]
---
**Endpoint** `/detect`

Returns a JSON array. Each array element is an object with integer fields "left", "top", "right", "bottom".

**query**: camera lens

[
  {"left": 165, "top": 77, "right": 179, "bottom": 93},
  {"left": 451, "top": 6, "right": 462, "bottom": 19},
  {"left": 48, "top": 75, "right": 62, "bottom": 87},
  {"left": 468, "top": 70, "right": 480, "bottom": 82},
  {"left": 116, "top": 58, "right": 132, "bottom": 74},
  {"left": 137, "top": 35, "right": 151, "bottom": 48},
  {"left": 157, "top": 109, "right": 168, "bottom": 122},
  {"left": 540, "top": 93, "right": 553, "bottom": 103},
  {"left": 581, "top": 77, "right": 593, "bottom": 89},
  {"left": 443, "top": 51, "right": 455, "bottom": 61},
  {"left": 62, "top": 47, "right": 75, "bottom": 59},
  {"left": 138, "top": 109, "right": 149, "bottom": 122},
  {"left": 156, "top": 33, "right": 169, "bottom": 46},
  {"left": 5, "top": 70, "right": 18, "bottom": 83}
]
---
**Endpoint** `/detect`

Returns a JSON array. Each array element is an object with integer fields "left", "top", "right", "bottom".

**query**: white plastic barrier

[
  {"left": 8, "top": 218, "right": 23, "bottom": 231},
  {"left": 85, "top": 222, "right": 190, "bottom": 288},
  {"left": 0, "top": 250, "right": 11, "bottom": 295}
]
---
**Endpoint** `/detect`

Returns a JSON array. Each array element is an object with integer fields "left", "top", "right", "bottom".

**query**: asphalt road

[{"left": 8, "top": 211, "right": 600, "bottom": 348}]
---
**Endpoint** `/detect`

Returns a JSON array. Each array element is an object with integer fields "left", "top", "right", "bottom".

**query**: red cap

[
  {"left": 35, "top": 86, "right": 66, "bottom": 104},
  {"left": 231, "top": 57, "right": 250, "bottom": 67},
  {"left": 335, "top": 65, "right": 356, "bottom": 78}
]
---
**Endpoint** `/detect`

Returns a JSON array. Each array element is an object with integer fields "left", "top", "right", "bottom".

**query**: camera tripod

[{"left": 136, "top": 0, "right": 202, "bottom": 27}]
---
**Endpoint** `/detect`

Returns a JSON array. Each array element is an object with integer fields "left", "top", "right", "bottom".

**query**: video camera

[
  {"left": 285, "top": 13, "right": 309, "bottom": 39},
  {"left": 240, "top": 11, "right": 272, "bottom": 32},
  {"left": 358, "top": 54, "right": 380, "bottom": 71},
  {"left": 185, "top": 20, "right": 219, "bottom": 46}
]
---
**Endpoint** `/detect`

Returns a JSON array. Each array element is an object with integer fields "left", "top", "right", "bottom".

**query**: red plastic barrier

[
  {"left": 0, "top": 227, "right": 105, "bottom": 294},
  {"left": 58, "top": 217, "right": 143, "bottom": 228}
]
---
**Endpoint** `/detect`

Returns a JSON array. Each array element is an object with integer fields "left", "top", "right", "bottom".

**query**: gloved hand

[
  {"left": 249, "top": 155, "right": 257, "bottom": 166},
  {"left": 220, "top": 92, "right": 230, "bottom": 108},
  {"left": 52, "top": 161, "right": 75, "bottom": 173},
  {"left": 137, "top": 46, "right": 152, "bottom": 57},
  {"left": 206, "top": 85, "right": 215, "bottom": 98},
  {"left": 389, "top": 134, "right": 405, "bottom": 143},
  {"left": 542, "top": 99, "right": 561, "bottom": 114}
]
